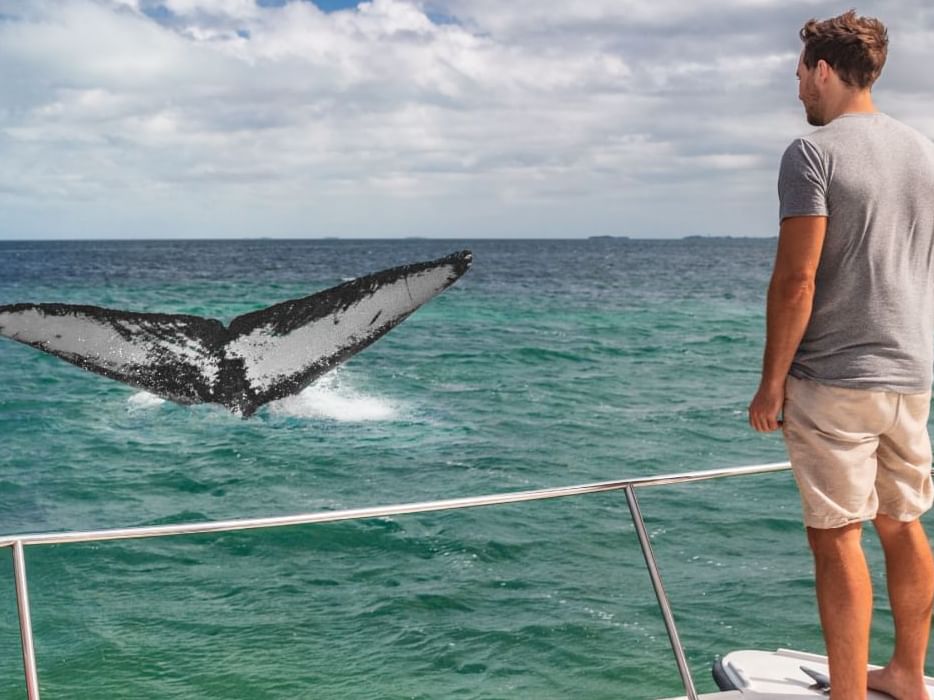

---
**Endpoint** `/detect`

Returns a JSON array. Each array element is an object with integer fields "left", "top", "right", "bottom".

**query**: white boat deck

[{"left": 663, "top": 648, "right": 934, "bottom": 699}]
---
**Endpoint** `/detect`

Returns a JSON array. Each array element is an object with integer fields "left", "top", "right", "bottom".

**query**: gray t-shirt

[{"left": 779, "top": 112, "right": 934, "bottom": 392}]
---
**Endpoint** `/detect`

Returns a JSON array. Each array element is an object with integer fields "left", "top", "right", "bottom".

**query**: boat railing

[{"left": 1, "top": 460, "right": 793, "bottom": 700}]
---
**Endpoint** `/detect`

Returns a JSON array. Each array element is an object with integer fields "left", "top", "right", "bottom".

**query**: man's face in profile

[{"left": 797, "top": 52, "right": 824, "bottom": 126}]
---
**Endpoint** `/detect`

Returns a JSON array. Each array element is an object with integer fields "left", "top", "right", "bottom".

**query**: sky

[{"left": 0, "top": 1, "right": 932, "bottom": 240}]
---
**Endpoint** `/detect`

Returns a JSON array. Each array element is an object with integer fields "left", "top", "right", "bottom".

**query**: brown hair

[{"left": 799, "top": 10, "right": 888, "bottom": 89}]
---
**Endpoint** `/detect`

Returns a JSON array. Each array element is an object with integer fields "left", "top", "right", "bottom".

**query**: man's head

[{"left": 796, "top": 10, "right": 888, "bottom": 126}]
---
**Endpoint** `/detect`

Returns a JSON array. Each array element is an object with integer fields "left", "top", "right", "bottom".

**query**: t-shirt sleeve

[{"left": 778, "top": 138, "right": 828, "bottom": 221}]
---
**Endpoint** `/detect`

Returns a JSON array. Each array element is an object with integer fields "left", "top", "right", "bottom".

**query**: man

[{"left": 749, "top": 11, "right": 934, "bottom": 700}]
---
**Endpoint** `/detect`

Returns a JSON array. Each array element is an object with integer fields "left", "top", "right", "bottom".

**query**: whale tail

[{"left": 0, "top": 250, "right": 472, "bottom": 417}]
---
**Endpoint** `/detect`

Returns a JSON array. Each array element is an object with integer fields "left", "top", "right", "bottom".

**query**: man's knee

[
  {"left": 873, "top": 513, "right": 927, "bottom": 542},
  {"left": 806, "top": 522, "right": 864, "bottom": 560}
]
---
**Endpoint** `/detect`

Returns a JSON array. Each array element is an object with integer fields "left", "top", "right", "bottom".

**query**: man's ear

[{"left": 815, "top": 59, "right": 833, "bottom": 82}]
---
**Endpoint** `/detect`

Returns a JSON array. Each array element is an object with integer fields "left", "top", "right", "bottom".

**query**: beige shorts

[{"left": 782, "top": 375, "right": 934, "bottom": 529}]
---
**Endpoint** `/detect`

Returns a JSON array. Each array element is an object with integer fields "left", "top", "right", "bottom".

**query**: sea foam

[
  {"left": 128, "top": 391, "right": 167, "bottom": 409},
  {"left": 267, "top": 372, "right": 398, "bottom": 421},
  {"left": 127, "top": 373, "right": 397, "bottom": 421}
]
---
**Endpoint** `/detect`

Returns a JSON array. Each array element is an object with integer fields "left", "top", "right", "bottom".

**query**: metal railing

[{"left": 2, "top": 460, "right": 793, "bottom": 700}]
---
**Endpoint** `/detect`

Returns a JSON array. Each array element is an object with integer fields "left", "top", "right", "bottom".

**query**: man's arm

[{"left": 748, "top": 215, "right": 827, "bottom": 432}]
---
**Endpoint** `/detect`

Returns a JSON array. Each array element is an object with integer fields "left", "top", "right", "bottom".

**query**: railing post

[
  {"left": 12, "top": 541, "right": 41, "bottom": 700},
  {"left": 625, "top": 486, "right": 698, "bottom": 700}
]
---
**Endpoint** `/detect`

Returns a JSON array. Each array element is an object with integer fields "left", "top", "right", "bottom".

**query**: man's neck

[{"left": 823, "top": 90, "right": 876, "bottom": 123}]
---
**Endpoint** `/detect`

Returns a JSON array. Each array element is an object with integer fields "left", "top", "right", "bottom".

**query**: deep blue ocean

[{"left": 0, "top": 238, "right": 926, "bottom": 699}]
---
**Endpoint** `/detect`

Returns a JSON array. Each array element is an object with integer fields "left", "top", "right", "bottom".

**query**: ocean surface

[{"left": 0, "top": 238, "right": 923, "bottom": 699}]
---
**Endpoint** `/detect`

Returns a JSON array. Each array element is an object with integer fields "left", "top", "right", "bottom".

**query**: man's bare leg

[
  {"left": 867, "top": 515, "right": 933, "bottom": 700},
  {"left": 807, "top": 522, "right": 873, "bottom": 700}
]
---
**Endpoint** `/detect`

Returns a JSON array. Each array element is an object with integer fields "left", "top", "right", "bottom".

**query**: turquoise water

[{"left": 0, "top": 238, "right": 924, "bottom": 698}]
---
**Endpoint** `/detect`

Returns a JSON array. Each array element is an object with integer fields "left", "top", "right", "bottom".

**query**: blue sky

[{"left": 1, "top": 1, "right": 932, "bottom": 240}]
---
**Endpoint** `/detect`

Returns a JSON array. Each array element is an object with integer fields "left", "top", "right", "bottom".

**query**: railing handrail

[
  {"left": 0, "top": 461, "right": 791, "bottom": 549},
  {"left": 4, "top": 459, "right": 796, "bottom": 700}
]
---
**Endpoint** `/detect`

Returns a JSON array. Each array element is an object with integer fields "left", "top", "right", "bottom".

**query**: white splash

[
  {"left": 127, "top": 391, "right": 167, "bottom": 409},
  {"left": 268, "top": 372, "right": 398, "bottom": 422}
]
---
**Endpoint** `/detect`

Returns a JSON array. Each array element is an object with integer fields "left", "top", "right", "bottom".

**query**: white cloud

[
  {"left": 163, "top": 0, "right": 261, "bottom": 19},
  {"left": 0, "top": 0, "right": 931, "bottom": 239}
]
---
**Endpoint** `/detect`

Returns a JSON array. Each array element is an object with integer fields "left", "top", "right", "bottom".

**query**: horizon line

[{"left": 0, "top": 234, "right": 778, "bottom": 243}]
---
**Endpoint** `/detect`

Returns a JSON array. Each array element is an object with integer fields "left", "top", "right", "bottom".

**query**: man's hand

[{"left": 749, "top": 382, "right": 785, "bottom": 432}]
